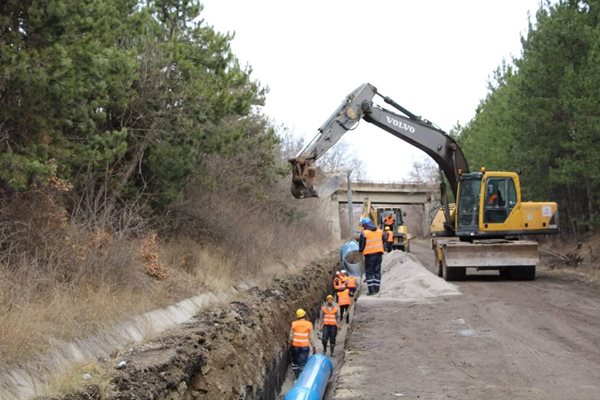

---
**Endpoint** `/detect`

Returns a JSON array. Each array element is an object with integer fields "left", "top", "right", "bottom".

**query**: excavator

[
  {"left": 290, "top": 83, "right": 558, "bottom": 281},
  {"left": 360, "top": 198, "right": 410, "bottom": 252},
  {"left": 378, "top": 207, "right": 410, "bottom": 252}
]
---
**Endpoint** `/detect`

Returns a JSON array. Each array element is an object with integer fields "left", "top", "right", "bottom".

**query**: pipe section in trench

[{"left": 284, "top": 354, "right": 333, "bottom": 400}]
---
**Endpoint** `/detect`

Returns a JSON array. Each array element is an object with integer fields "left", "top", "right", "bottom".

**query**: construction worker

[
  {"left": 332, "top": 271, "right": 346, "bottom": 302},
  {"left": 344, "top": 271, "right": 357, "bottom": 297},
  {"left": 384, "top": 213, "right": 395, "bottom": 228},
  {"left": 337, "top": 287, "right": 352, "bottom": 323},
  {"left": 359, "top": 217, "right": 384, "bottom": 295},
  {"left": 384, "top": 226, "right": 394, "bottom": 253},
  {"left": 289, "top": 308, "right": 318, "bottom": 378},
  {"left": 318, "top": 295, "right": 340, "bottom": 356}
]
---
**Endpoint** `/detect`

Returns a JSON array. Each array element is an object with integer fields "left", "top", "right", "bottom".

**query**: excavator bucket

[{"left": 290, "top": 159, "right": 345, "bottom": 199}]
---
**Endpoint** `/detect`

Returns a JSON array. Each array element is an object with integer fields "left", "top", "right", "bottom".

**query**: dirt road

[{"left": 333, "top": 239, "right": 600, "bottom": 399}]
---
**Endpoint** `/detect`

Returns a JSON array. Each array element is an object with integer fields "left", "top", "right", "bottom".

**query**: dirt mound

[
  {"left": 37, "top": 256, "right": 338, "bottom": 400},
  {"left": 371, "top": 251, "right": 461, "bottom": 301}
]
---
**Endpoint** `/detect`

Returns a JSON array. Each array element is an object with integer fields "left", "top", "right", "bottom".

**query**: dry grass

[
  {"left": 42, "top": 361, "right": 112, "bottom": 397},
  {"left": 0, "top": 172, "right": 335, "bottom": 368}
]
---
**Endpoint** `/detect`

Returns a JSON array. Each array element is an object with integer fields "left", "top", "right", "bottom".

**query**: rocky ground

[{"left": 331, "top": 240, "right": 600, "bottom": 400}]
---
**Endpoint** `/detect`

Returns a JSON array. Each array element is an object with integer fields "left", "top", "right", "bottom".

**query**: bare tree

[
  {"left": 404, "top": 157, "right": 439, "bottom": 184},
  {"left": 316, "top": 140, "right": 365, "bottom": 179},
  {"left": 277, "top": 125, "right": 305, "bottom": 160},
  {"left": 277, "top": 129, "right": 366, "bottom": 179}
]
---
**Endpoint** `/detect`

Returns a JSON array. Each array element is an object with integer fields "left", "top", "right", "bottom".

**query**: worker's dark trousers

[
  {"left": 322, "top": 325, "right": 337, "bottom": 354},
  {"left": 365, "top": 253, "right": 382, "bottom": 294},
  {"left": 340, "top": 304, "right": 350, "bottom": 322},
  {"left": 384, "top": 242, "right": 393, "bottom": 252},
  {"left": 291, "top": 346, "right": 310, "bottom": 377}
]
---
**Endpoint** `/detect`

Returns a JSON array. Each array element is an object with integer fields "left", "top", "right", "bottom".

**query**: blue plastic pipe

[{"left": 284, "top": 354, "right": 334, "bottom": 400}]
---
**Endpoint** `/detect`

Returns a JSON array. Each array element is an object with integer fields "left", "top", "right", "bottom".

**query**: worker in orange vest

[
  {"left": 318, "top": 295, "right": 340, "bottom": 356},
  {"left": 384, "top": 226, "right": 394, "bottom": 253},
  {"left": 359, "top": 217, "right": 384, "bottom": 295},
  {"left": 342, "top": 270, "right": 357, "bottom": 297},
  {"left": 332, "top": 271, "right": 346, "bottom": 302},
  {"left": 384, "top": 213, "right": 395, "bottom": 228},
  {"left": 337, "top": 287, "right": 352, "bottom": 323},
  {"left": 288, "top": 308, "right": 318, "bottom": 377}
]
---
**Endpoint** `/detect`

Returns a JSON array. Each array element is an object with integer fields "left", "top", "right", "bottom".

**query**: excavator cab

[{"left": 455, "top": 170, "right": 558, "bottom": 237}]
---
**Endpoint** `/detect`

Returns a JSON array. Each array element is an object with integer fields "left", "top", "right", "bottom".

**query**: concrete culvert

[{"left": 340, "top": 240, "right": 364, "bottom": 276}]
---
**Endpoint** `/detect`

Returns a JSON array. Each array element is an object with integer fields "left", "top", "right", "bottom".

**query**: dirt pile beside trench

[
  {"left": 376, "top": 251, "right": 461, "bottom": 301},
  {"left": 38, "top": 254, "right": 338, "bottom": 400}
]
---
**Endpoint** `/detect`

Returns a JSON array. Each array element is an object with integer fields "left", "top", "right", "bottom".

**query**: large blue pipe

[{"left": 284, "top": 354, "right": 334, "bottom": 400}]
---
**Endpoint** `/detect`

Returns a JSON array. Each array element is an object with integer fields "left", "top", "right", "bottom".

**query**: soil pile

[{"left": 372, "top": 251, "right": 461, "bottom": 301}]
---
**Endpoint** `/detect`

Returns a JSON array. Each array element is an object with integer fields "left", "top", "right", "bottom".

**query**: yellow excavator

[
  {"left": 360, "top": 198, "right": 410, "bottom": 252},
  {"left": 290, "top": 83, "right": 558, "bottom": 281},
  {"left": 378, "top": 207, "right": 410, "bottom": 252}
]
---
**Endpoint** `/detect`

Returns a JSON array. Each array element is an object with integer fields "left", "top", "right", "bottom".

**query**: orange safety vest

[
  {"left": 322, "top": 306, "right": 338, "bottom": 326},
  {"left": 362, "top": 229, "right": 384, "bottom": 255},
  {"left": 333, "top": 276, "right": 346, "bottom": 291},
  {"left": 291, "top": 319, "right": 313, "bottom": 347},
  {"left": 345, "top": 276, "right": 356, "bottom": 288},
  {"left": 386, "top": 231, "right": 394, "bottom": 243},
  {"left": 338, "top": 289, "right": 351, "bottom": 306}
]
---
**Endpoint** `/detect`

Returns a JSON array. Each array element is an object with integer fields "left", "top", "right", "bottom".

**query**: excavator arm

[{"left": 290, "top": 83, "right": 469, "bottom": 199}]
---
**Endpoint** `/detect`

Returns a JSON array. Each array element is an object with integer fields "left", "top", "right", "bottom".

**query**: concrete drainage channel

[{"left": 32, "top": 253, "right": 338, "bottom": 400}]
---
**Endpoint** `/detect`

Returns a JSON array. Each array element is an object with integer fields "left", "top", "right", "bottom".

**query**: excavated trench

[{"left": 38, "top": 253, "right": 338, "bottom": 400}]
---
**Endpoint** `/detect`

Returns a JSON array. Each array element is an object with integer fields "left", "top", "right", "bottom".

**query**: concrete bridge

[{"left": 325, "top": 182, "right": 439, "bottom": 240}]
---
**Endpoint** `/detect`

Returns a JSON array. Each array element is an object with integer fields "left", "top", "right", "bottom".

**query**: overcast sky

[{"left": 200, "top": 0, "right": 544, "bottom": 182}]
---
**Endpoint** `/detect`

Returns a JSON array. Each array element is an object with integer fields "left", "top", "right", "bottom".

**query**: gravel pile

[{"left": 370, "top": 251, "right": 461, "bottom": 302}]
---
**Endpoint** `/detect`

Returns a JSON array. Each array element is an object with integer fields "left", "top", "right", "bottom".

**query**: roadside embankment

[{"left": 37, "top": 252, "right": 339, "bottom": 400}]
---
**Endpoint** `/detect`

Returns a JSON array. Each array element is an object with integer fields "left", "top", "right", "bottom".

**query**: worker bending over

[
  {"left": 289, "top": 308, "right": 318, "bottom": 378},
  {"left": 359, "top": 217, "right": 384, "bottom": 295},
  {"left": 318, "top": 295, "right": 340, "bottom": 356}
]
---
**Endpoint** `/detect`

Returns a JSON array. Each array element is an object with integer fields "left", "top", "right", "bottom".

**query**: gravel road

[{"left": 332, "top": 239, "right": 600, "bottom": 400}]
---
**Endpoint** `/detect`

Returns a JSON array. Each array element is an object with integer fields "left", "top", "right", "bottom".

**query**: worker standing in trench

[
  {"left": 289, "top": 308, "right": 318, "bottom": 378},
  {"left": 359, "top": 217, "right": 384, "bottom": 295},
  {"left": 332, "top": 271, "right": 346, "bottom": 302},
  {"left": 318, "top": 295, "right": 340, "bottom": 356},
  {"left": 343, "top": 270, "right": 357, "bottom": 297},
  {"left": 337, "top": 287, "right": 352, "bottom": 322}
]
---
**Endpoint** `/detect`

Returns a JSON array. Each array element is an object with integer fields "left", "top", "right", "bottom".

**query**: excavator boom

[{"left": 290, "top": 83, "right": 468, "bottom": 199}]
